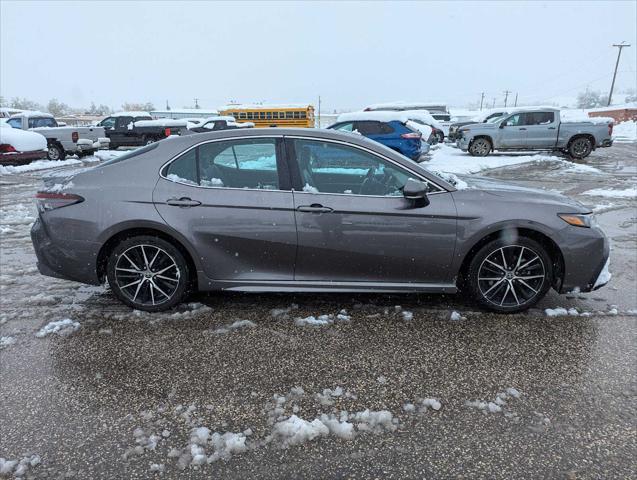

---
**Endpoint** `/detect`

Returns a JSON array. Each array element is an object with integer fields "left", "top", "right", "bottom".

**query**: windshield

[{"left": 487, "top": 115, "right": 505, "bottom": 123}]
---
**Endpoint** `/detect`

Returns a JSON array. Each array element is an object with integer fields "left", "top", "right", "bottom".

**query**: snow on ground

[
  {"left": 0, "top": 454, "right": 41, "bottom": 477},
  {"left": 210, "top": 319, "right": 256, "bottom": 334},
  {"left": 582, "top": 187, "right": 636, "bottom": 199},
  {"left": 424, "top": 144, "right": 602, "bottom": 175},
  {"left": 0, "top": 158, "right": 83, "bottom": 175},
  {"left": 450, "top": 311, "right": 466, "bottom": 321},
  {"left": 612, "top": 120, "right": 636, "bottom": 143},
  {"left": 465, "top": 388, "right": 522, "bottom": 415},
  {"left": 403, "top": 398, "right": 442, "bottom": 414},
  {"left": 35, "top": 319, "right": 80, "bottom": 337},
  {"left": 0, "top": 336, "right": 16, "bottom": 348},
  {"left": 294, "top": 309, "right": 351, "bottom": 327}
]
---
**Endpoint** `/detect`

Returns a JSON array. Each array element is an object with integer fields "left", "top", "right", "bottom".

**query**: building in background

[{"left": 150, "top": 108, "right": 219, "bottom": 119}]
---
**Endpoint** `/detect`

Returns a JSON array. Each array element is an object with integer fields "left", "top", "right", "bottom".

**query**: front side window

[
  {"left": 165, "top": 139, "right": 279, "bottom": 190},
  {"left": 29, "top": 117, "right": 57, "bottom": 128},
  {"left": 504, "top": 114, "right": 523, "bottom": 127},
  {"left": 293, "top": 139, "right": 412, "bottom": 196},
  {"left": 331, "top": 122, "right": 354, "bottom": 132},
  {"left": 116, "top": 116, "right": 134, "bottom": 129},
  {"left": 100, "top": 117, "right": 116, "bottom": 128}
]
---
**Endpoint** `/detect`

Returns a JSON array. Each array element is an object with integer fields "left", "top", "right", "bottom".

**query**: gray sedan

[{"left": 31, "top": 128, "right": 610, "bottom": 313}]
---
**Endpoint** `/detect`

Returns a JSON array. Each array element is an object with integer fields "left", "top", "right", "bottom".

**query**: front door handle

[
  {"left": 548, "top": 127, "right": 556, "bottom": 130},
  {"left": 297, "top": 204, "right": 333, "bottom": 213},
  {"left": 519, "top": 128, "right": 527, "bottom": 130},
  {"left": 166, "top": 197, "right": 201, "bottom": 207}
]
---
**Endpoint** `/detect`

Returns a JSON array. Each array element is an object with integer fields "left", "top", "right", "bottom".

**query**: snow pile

[
  {"left": 0, "top": 454, "right": 41, "bottom": 477},
  {"left": 123, "top": 427, "right": 163, "bottom": 459},
  {"left": 271, "top": 415, "right": 329, "bottom": 447},
  {"left": 403, "top": 397, "right": 442, "bottom": 414},
  {"left": 450, "top": 311, "right": 466, "bottom": 321},
  {"left": 302, "top": 183, "right": 319, "bottom": 193},
  {"left": 428, "top": 169, "right": 469, "bottom": 190},
  {"left": 315, "top": 386, "right": 348, "bottom": 406},
  {"left": 352, "top": 409, "right": 398, "bottom": 434},
  {"left": 612, "top": 120, "right": 636, "bottom": 143},
  {"left": 165, "top": 302, "right": 212, "bottom": 321},
  {"left": 210, "top": 319, "right": 256, "bottom": 335},
  {"left": 465, "top": 388, "right": 522, "bottom": 414},
  {"left": 166, "top": 173, "right": 197, "bottom": 186},
  {"left": 295, "top": 309, "right": 351, "bottom": 327},
  {"left": 0, "top": 204, "right": 36, "bottom": 226},
  {"left": 271, "top": 303, "right": 299, "bottom": 318},
  {"left": 582, "top": 187, "right": 636, "bottom": 199},
  {"left": 42, "top": 181, "right": 74, "bottom": 193},
  {"left": 35, "top": 319, "right": 80, "bottom": 337},
  {"left": 0, "top": 158, "right": 82, "bottom": 175},
  {"left": 0, "top": 336, "right": 16, "bottom": 349},
  {"left": 544, "top": 307, "right": 591, "bottom": 317}
]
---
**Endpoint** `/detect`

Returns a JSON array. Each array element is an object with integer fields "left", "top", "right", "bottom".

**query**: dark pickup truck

[{"left": 97, "top": 112, "right": 188, "bottom": 149}]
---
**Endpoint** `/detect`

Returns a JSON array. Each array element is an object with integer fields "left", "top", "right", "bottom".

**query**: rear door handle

[
  {"left": 297, "top": 204, "right": 333, "bottom": 213},
  {"left": 519, "top": 128, "right": 527, "bottom": 130},
  {"left": 548, "top": 127, "right": 556, "bottom": 130},
  {"left": 166, "top": 197, "right": 201, "bottom": 207}
]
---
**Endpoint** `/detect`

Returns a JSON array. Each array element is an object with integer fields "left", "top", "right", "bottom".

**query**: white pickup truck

[
  {"left": 456, "top": 108, "right": 614, "bottom": 159},
  {"left": 6, "top": 111, "right": 109, "bottom": 160}
]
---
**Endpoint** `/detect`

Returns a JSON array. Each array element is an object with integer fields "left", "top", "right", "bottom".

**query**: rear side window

[
  {"left": 29, "top": 117, "right": 57, "bottom": 128},
  {"left": 116, "top": 116, "right": 133, "bottom": 128},
  {"left": 528, "top": 112, "right": 555, "bottom": 125},
  {"left": 164, "top": 138, "right": 280, "bottom": 190},
  {"left": 354, "top": 121, "right": 385, "bottom": 135},
  {"left": 165, "top": 149, "right": 198, "bottom": 185}
]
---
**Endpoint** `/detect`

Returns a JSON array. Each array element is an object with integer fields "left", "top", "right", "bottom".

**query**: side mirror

[
  {"left": 499, "top": 122, "right": 506, "bottom": 129},
  {"left": 403, "top": 178, "right": 430, "bottom": 207}
]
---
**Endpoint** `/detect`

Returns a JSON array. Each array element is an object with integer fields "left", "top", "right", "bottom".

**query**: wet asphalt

[{"left": 1, "top": 144, "right": 636, "bottom": 479}]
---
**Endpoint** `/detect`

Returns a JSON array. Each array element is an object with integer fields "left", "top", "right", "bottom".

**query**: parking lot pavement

[{"left": 1, "top": 146, "right": 635, "bottom": 478}]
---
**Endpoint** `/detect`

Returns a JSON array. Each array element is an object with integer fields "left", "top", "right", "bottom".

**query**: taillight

[
  {"left": 71, "top": 132, "right": 79, "bottom": 142},
  {"left": 0, "top": 144, "right": 17, "bottom": 153},
  {"left": 401, "top": 132, "right": 422, "bottom": 139},
  {"left": 165, "top": 128, "right": 171, "bottom": 136},
  {"left": 35, "top": 192, "right": 84, "bottom": 212},
  {"left": 608, "top": 123, "right": 613, "bottom": 136}
]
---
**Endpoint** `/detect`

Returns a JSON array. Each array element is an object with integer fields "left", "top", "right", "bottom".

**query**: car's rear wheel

[
  {"left": 467, "top": 237, "right": 552, "bottom": 313},
  {"left": 469, "top": 138, "right": 491, "bottom": 157},
  {"left": 568, "top": 137, "right": 593, "bottom": 159},
  {"left": 47, "top": 143, "right": 66, "bottom": 161},
  {"left": 106, "top": 236, "right": 190, "bottom": 312},
  {"left": 435, "top": 131, "right": 444, "bottom": 143}
]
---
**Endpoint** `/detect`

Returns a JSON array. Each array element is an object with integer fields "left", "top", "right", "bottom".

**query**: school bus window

[
  {"left": 293, "top": 111, "right": 300, "bottom": 119},
  {"left": 260, "top": 112, "right": 266, "bottom": 119},
  {"left": 239, "top": 112, "right": 247, "bottom": 119},
  {"left": 266, "top": 112, "right": 272, "bottom": 119},
  {"left": 300, "top": 111, "right": 306, "bottom": 118},
  {"left": 285, "top": 111, "right": 293, "bottom": 119}
]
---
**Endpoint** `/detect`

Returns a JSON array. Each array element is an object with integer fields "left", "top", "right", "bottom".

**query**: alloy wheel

[
  {"left": 571, "top": 138, "right": 590, "bottom": 157},
  {"left": 478, "top": 245, "right": 545, "bottom": 307},
  {"left": 471, "top": 139, "right": 490, "bottom": 156},
  {"left": 48, "top": 146, "right": 60, "bottom": 160},
  {"left": 114, "top": 244, "right": 181, "bottom": 306}
]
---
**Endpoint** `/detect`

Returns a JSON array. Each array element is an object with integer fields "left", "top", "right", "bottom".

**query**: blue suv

[{"left": 327, "top": 120, "right": 427, "bottom": 161}]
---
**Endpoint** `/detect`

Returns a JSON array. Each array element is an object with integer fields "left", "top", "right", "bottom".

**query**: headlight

[
  {"left": 558, "top": 213, "right": 594, "bottom": 228},
  {"left": 459, "top": 128, "right": 470, "bottom": 132}
]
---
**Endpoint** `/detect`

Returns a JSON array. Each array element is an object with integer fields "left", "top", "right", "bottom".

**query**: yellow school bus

[{"left": 219, "top": 104, "right": 315, "bottom": 128}]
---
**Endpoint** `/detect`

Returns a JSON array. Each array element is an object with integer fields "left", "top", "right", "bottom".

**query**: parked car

[
  {"left": 448, "top": 109, "right": 511, "bottom": 141},
  {"left": 0, "top": 122, "right": 47, "bottom": 164},
  {"left": 364, "top": 102, "right": 450, "bottom": 139},
  {"left": 457, "top": 108, "right": 614, "bottom": 158},
  {"left": 329, "top": 111, "right": 428, "bottom": 160},
  {"left": 184, "top": 116, "right": 254, "bottom": 134},
  {"left": 97, "top": 112, "right": 189, "bottom": 149},
  {"left": 6, "top": 111, "right": 109, "bottom": 160},
  {"left": 31, "top": 128, "right": 610, "bottom": 314}
]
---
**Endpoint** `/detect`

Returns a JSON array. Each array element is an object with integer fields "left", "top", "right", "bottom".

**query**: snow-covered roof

[
  {"left": 586, "top": 102, "right": 637, "bottom": 113},
  {"left": 150, "top": 109, "right": 219, "bottom": 115},
  {"left": 110, "top": 111, "right": 152, "bottom": 117},
  {"left": 0, "top": 125, "right": 47, "bottom": 152},
  {"left": 9, "top": 110, "right": 53, "bottom": 118},
  {"left": 364, "top": 101, "right": 448, "bottom": 112},
  {"left": 219, "top": 103, "right": 312, "bottom": 110},
  {"left": 337, "top": 110, "right": 442, "bottom": 129}
]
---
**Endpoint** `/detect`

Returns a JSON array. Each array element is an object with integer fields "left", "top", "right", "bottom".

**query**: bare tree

[
  {"left": 47, "top": 98, "right": 70, "bottom": 117},
  {"left": 10, "top": 97, "right": 44, "bottom": 111},
  {"left": 121, "top": 102, "right": 154, "bottom": 112},
  {"left": 576, "top": 89, "right": 609, "bottom": 109}
]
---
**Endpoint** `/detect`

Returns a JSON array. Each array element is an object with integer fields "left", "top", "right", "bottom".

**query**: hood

[{"left": 455, "top": 174, "right": 590, "bottom": 212}]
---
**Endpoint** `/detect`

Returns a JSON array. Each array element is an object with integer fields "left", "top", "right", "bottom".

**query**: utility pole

[
  {"left": 166, "top": 100, "right": 170, "bottom": 111},
  {"left": 503, "top": 90, "right": 512, "bottom": 108},
  {"left": 514, "top": 92, "right": 518, "bottom": 107},
  {"left": 318, "top": 95, "right": 321, "bottom": 128},
  {"left": 194, "top": 98, "right": 200, "bottom": 109},
  {"left": 492, "top": 98, "right": 496, "bottom": 108},
  {"left": 608, "top": 42, "right": 630, "bottom": 106},
  {"left": 479, "top": 92, "right": 485, "bottom": 111}
]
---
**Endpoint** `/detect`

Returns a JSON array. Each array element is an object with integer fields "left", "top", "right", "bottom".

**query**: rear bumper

[
  {"left": 0, "top": 150, "right": 47, "bottom": 165},
  {"left": 31, "top": 217, "right": 102, "bottom": 285},
  {"left": 599, "top": 138, "right": 613, "bottom": 147}
]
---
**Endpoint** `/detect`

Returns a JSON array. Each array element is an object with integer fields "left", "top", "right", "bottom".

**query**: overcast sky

[{"left": 1, "top": 0, "right": 635, "bottom": 111}]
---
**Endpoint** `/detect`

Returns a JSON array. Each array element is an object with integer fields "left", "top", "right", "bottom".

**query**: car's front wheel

[
  {"left": 106, "top": 236, "right": 190, "bottom": 312},
  {"left": 467, "top": 237, "right": 553, "bottom": 313},
  {"left": 468, "top": 138, "right": 491, "bottom": 157},
  {"left": 47, "top": 143, "right": 66, "bottom": 161}
]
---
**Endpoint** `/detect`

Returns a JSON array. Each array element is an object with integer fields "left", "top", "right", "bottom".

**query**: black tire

[
  {"left": 435, "top": 131, "right": 444, "bottom": 144},
  {"left": 468, "top": 137, "right": 491, "bottom": 157},
  {"left": 568, "top": 136, "right": 593, "bottom": 159},
  {"left": 467, "top": 237, "right": 553, "bottom": 313},
  {"left": 106, "top": 235, "right": 190, "bottom": 312},
  {"left": 109, "top": 143, "right": 118, "bottom": 150},
  {"left": 47, "top": 143, "right": 66, "bottom": 161},
  {"left": 142, "top": 135, "right": 156, "bottom": 146}
]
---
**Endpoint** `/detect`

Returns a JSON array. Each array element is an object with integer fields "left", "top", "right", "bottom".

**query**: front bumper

[
  {"left": 456, "top": 136, "right": 470, "bottom": 151},
  {"left": 559, "top": 226, "right": 610, "bottom": 293},
  {"left": 600, "top": 139, "right": 613, "bottom": 148}
]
